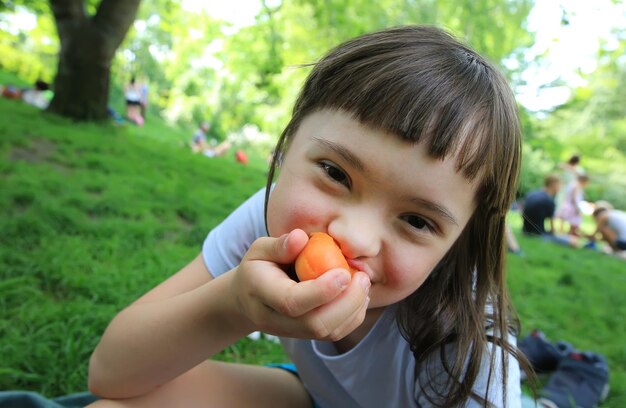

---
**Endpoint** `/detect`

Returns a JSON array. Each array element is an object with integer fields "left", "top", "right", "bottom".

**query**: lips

[
  {"left": 346, "top": 258, "right": 378, "bottom": 285},
  {"left": 346, "top": 258, "right": 366, "bottom": 273}
]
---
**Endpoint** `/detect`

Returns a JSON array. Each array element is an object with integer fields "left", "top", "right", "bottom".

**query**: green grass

[
  {"left": 0, "top": 97, "right": 285, "bottom": 396},
  {"left": 1, "top": 96, "right": 625, "bottom": 406}
]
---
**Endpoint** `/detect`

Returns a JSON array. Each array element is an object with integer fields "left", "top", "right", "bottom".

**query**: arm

[
  {"left": 88, "top": 254, "right": 249, "bottom": 398},
  {"left": 547, "top": 217, "right": 555, "bottom": 234},
  {"left": 547, "top": 199, "right": 556, "bottom": 234},
  {"left": 587, "top": 215, "right": 617, "bottom": 248},
  {"left": 585, "top": 224, "right": 601, "bottom": 241},
  {"left": 88, "top": 230, "right": 370, "bottom": 399},
  {"left": 598, "top": 224, "right": 618, "bottom": 250}
]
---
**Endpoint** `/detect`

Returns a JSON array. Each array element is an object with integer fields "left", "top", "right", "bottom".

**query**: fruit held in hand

[{"left": 295, "top": 232, "right": 355, "bottom": 281}]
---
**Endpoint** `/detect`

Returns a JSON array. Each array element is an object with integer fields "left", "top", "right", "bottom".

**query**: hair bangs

[{"left": 308, "top": 44, "right": 519, "bottom": 213}]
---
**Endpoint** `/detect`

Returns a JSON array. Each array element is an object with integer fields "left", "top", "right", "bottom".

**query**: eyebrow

[
  {"left": 313, "top": 137, "right": 366, "bottom": 173},
  {"left": 313, "top": 137, "right": 460, "bottom": 228},
  {"left": 411, "top": 197, "right": 459, "bottom": 227}
]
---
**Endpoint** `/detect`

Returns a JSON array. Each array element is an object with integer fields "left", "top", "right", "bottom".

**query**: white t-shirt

[
  {"left": 607, "top": 210, "right": 626, "bottom": 241},
  {"left": 125, "top": 85, "right": 140, "bottom": 102},
  {"left": 202, "top": 188, "right": 522, "bottom": 407}
]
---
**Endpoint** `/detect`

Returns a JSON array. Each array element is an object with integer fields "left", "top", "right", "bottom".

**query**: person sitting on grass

[
  {"left": 21, "top": 79, "right": 52, "bottom": 109},
  {"left": 190, "top": 121, "right": 231, "bottom": 158},
  {"left": 521, "top": 174, "right": 581, "bottom": 247},
  {"left": 587, "top": 204, "right": 626, "bottom": 258},
  {"left": 522, "top": 174, "right": 561, "bottom": 236},
  {"left": 1, "top": 79, "right": 52, "bottom": 109}
]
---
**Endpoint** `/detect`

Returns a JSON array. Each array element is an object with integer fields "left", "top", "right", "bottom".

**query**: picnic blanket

[{"left": 0, "top": 391, "right": 97, "bottom": 408}]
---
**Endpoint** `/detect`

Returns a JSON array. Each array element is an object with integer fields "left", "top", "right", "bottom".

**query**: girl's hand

[{"left": 231, "top": 229, "right": 371, "bottom": 341}]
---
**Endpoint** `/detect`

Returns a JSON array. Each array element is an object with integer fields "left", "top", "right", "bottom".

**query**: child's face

[{"left": 267, "top": 109, "right": 479, "bottom": 308}]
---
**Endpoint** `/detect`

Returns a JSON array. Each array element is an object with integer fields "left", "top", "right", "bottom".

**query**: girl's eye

[
  {"left": 320, "top": 162, "right": 351, "bottom": 188},
  {"left": 401, "top": 214, "right": 433, "bottom": 232}
]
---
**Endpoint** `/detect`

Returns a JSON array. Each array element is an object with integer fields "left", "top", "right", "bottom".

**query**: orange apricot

[{"left": 295, "top": 232, "right": 355, "bottom": 281}]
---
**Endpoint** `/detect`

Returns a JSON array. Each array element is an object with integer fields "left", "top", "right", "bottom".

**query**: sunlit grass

[{"left": 0, "top": 98, "right": 282, "bottom": 396}]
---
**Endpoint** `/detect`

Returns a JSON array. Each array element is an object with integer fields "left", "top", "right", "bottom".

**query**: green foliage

[
  {"left": 0, "top": 9, "right": 57, "bottom": 85},
  {"left": 0, "top": 1, "right": 49, "bottom": 14},
  {"left": 522, "top": 34, "right": 626, "bottom": 208},
  {"left": 108, "top": 0, "right": 535, "bottom": 140},
  {"left": 0, "top": 68, "right": 30, "bottom": 87},
  {"left": 518, "top": 144, "right": 556, "bottom": 199}
]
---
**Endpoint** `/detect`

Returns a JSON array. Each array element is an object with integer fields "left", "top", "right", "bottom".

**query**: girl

[
  {"left": 124, "top": 77, "right": 143, "bottom": 126},
  {"left": 555, "top": 173, "right": 590, "bottom": 237},
  {"left": 88, "top": 26, "right": 528, "bottom": 407}
]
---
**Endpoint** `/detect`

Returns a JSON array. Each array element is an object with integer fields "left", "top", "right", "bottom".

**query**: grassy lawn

[
  {"left": 507, "top": 213, "right": 626, "bottom": 406},
  {"left": 1, "top": 97, "right": 624, "bottom": 406}
]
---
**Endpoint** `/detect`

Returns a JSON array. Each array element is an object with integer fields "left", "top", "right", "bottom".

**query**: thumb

[
  {"left": 246, "top": 229, "right": 309, "bottom": 265},
  {"left": 277, "top": 229, "right": 309, "bottom": 264}
]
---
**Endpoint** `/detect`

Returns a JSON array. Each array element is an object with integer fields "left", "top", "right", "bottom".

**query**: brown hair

[
  {"left": 593, "top": 206, "right": 609, "bottom": 217},
  {"left": 265, "top": 26, "right": 529, "bottom": 406},
  {"left": 544, "top": 174, "right": 560, "bottom": 188},
  {"left": 567, "top": 154, "right": 581, "bottom": 165}
]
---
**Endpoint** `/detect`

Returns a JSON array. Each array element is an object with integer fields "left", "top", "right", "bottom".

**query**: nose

[{"left": 327, "top": 207, "right": 382, "bottom": 260}]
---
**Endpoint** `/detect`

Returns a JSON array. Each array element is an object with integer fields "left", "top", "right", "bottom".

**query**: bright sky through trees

[
  {"left": 517, "top": 0, "right": 626, "bottom": 111},
  {"left": 188, "top": 0, "right": 626, "bottom": 112}
]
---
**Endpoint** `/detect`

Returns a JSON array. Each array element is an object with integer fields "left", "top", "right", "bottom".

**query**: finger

[
  {"left": 256, "top": 294, "right": 369, "bottom": 341},
  {"left": 302, "top": 272, "right": 371, "bottom": 338},
  {"left": 245, "top": 229, "right": 308, "bottom": 265},
  {"left": 263, "top": 268, "right": 353, "bottom": 318},
  {"left": 326, "top": 293, "right": 370, "bottom": 341},
  {"left": 250, "top": 272, "right": 370, "bottom": 340}
]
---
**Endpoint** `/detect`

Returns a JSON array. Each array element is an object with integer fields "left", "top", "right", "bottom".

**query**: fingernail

[
  {"left": 282, "top": 233, "right": 290, "bottom": 250},
  {"left": 336, "top": 271, "right": 351, "bottom": 289},
  {"left": 359, "top": 276, "right": 371, "bottom": 290}
]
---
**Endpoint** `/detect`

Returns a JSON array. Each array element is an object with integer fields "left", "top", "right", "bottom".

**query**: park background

[{"left": 0, "top": 0, "right": 625, "bottom": 406}]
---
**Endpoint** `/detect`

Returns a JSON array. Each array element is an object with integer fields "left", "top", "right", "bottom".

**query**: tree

[{"left": 47, "top": 0, "right": 141, "bottom": 121}]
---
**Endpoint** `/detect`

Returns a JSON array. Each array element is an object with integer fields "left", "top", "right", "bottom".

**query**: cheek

[
  {"left": 382, "top": 247, "right": 445, "bottom": 294},
  {"left": 386, "top": 259, "right": 430, "bottom": 291},
  {"left": 266, "top": 182, "right": 330, "bottom": 237}
]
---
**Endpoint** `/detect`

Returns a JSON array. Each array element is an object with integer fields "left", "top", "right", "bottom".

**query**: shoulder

[
  {"left": 202, "top": 188, "right": 268, "bottom": 276},
  {"left": 524, "top": 189, "right": 543, "bottom": 203}
]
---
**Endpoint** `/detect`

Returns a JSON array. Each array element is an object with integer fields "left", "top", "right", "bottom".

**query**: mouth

[{"left": 346, "top": 258, "right": 367, "bottom": 275}]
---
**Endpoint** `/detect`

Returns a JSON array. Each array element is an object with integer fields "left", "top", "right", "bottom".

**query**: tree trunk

[
  {"left": 47, "top": 0, "right": 141, "bottom": 121},
  {"left": 47, "top": 23, "right": 113, "bottom": 121}
]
